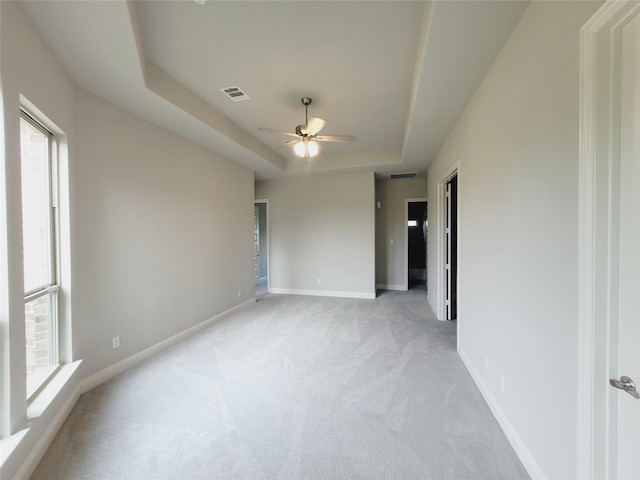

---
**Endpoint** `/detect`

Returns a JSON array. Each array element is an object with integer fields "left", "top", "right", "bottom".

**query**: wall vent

[
  {"left": 389, "top": 172, "right": 418, "bottom": 179},
  {"left": 221, "top": 86, "right": 250, "bottom": 102}
]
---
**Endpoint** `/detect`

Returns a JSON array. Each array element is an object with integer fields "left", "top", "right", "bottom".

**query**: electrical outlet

[
  {"left": 500, "top": 374, "right": 506, "bottom": 392},
  {"left": 484, "top": 357, "right": 490, "bottom": 371},
  {"left": 112, "top": 336, "right": 120, "bottom": 349},
  {"left": 237, "top": 289, "right": 242, "bottom": 297},
  {"left": 389, "top": 239, "right": 394, "bottom": 245},
  {"left": 317, "top": 278, "right": 322, "bottom": 285}
]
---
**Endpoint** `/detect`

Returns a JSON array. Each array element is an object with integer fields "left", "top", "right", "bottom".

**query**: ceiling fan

[{"left": 259, "top": 97, "right": 356, "bottom": 160}]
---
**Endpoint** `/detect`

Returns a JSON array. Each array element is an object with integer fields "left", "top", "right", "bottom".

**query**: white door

[
  {"left": 614, "top": 11, "right": 640, "bottom": 478},
  {"left": 578, "top": 3, "right": 640, "bottom": 478},
  {"left": 444, "top": 182, "right": 452, "bottom": 319},
  {"left": 444, "top": 176, "right": 457, "bottom": 320}
]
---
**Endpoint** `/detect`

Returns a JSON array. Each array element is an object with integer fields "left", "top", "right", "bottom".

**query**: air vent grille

[
  {"left": 389, "top": 172, "right": 418, "bottom": 179},
  {"left": 221, "top": 86, "right": 250, "bottom": 102}
]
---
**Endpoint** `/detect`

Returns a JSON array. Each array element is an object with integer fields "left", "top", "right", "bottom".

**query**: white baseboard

[
  {"left": 458, "top": 347, "right": 545, "bottom": 480},
  {"left": 376, "top": 284, "right": 407, "bottom": 291},
  {"left": 8, "top": 299, "right": 256, "bottom": 480},
  {"left": 80, "top": 298, "right": 255, "bottom": 394},
  {"left": 269, "top": 287, "right": 375, "bottom": 300}
]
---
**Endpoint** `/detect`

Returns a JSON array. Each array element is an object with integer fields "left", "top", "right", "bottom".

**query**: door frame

[
  {"left": 436, "top": 164, "right": 459, "bottom": 321},
  {"left": 254, "top": 199, "right": 269, "bottom": 292},
  {"left": 577, "top": 1, "right": 640, "bottom": 477},
  {"left": 405, "top": 197, "right": 428, "bottom": 291}
]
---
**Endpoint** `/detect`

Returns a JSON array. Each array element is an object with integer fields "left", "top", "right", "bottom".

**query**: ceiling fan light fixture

[
  {"left": 294, "top": 141, "right": 307, "bottom": 157},
  {"left": 260, "top": 96, "right": 354, "bottom": 159},
  {"left": 294, "top": 140, "right": 319, "bottom": 159},
  {"left": 307, "top": 140, "right": 319, "bottom": 157}
]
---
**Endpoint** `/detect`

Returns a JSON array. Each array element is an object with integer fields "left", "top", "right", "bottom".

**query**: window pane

[
  {"left": 20, "top": 117, "right": 52, "bottom": 293},
  {"left": 25, "top": 294, "right": 55, "bottom": 394}
]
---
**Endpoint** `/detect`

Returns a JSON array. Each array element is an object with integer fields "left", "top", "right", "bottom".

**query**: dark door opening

[
  {"left": 408, "top": 201, "right": 427, "bottom": 290},
  {"left": 445, "top": 175, "right": 457, "bottom": 320}
]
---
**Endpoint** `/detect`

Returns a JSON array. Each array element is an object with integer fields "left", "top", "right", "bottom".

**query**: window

[{"left": 20, "top": 111, "right": 59, "bottom": 398}]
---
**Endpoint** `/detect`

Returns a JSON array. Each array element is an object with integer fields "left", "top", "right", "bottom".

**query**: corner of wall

[{"left": 457, "top": 347, "right": 544, "bottom": 479}]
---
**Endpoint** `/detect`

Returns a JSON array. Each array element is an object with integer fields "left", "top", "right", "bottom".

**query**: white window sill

[
  {"left": 26, "top": 360, "right": 82, "bottom": 422},
  {"left": 27, "top": 365, "right": 60, "bottom": 401},
  {"left": 1, "top": 360, "right": 82, "bottom": 474}
]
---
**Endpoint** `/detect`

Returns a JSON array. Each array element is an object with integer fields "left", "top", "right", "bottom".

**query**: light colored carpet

[{"left": 31, "top": 289, "right": 529, "bottom": 479}]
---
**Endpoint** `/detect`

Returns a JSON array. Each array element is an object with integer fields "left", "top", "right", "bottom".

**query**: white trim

[
  {"left": 436, "top": 163, "right": 459, "bottom": 321},
  {"left": 577, "top": 2, "right": 640, "bottom": 478},
  {"left": 254, "top": 199, "right": 269, "bottom": 293},
  {"left": 458, "top": 347, "right": 544, "bottom": 480},
  {"left": 3, "top": 361, "right": 82, "bottom": 480},
  {"left": 577, "top": 13, "right": 598, "bottom": 478},
  {"left": 376, "top": 284, "right": 406, "bottom": 291},
  {"left": 0, "top": 75, "right": 5, "bottom": 440},
  {"left": 15, "top": 388, "right": 81, "bottom": 480},
  {"left": 269, "top": 288, "right": 376, "bottom": 300},
  {"left": 79, "top": 298, "right": 255, "bottom": 394}
]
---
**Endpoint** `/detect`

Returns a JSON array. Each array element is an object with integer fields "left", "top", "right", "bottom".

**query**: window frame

[{"left": 20, "top": 110, "right": 61, "bottom": 399}]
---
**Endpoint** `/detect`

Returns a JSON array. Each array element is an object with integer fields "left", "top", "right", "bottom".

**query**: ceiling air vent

[
  {"left": 389, "top": 172, "right": 418, "bottom": 179},
  {"left": 221, "top": 86, "right": 250, "bottom": 102}
]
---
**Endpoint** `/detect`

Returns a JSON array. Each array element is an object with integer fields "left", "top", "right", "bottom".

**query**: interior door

[
  {"left": 613, "top": 12, "right": 640, "bottom": 478},
  {"left": 444, "top": 176, "right": 457, "bottom": 320}
]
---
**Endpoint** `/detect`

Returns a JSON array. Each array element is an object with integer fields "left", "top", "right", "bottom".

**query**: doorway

[
  {"left": 444, "top": 174, "right": 458, "bottom": 321},
  {"left": 254, "top": 200, "right": 268, "bottom": 299},
  {"left": 577, "top": 2, "right": 640, "bottom": 477},
  {"left": 407, "top": 200, "right": 427, "bottom": 291}
]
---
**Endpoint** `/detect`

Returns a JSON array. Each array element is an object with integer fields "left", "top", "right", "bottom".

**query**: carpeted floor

[{"left": 31, "top": 289, "right": 529, "bottom": 479}]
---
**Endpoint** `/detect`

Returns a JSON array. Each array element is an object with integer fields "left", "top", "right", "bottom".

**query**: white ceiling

[{"left": 19, "top": 0, "right": 528, "bottom": 180}]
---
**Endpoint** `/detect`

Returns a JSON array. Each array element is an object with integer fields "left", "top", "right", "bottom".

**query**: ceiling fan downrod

[
  {"left": 295, "top": 98, "right": 313, "bottom": 136},
  {"left": 301, "top": 97, "right": 312, "bottom": 128}
]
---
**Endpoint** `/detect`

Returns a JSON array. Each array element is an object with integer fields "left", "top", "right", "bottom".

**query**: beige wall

[
  {"left": 1, "top": 3, "right": 254, "bottom": 477},
  {"left": 375, "top": 178, "right": 427, "bottom": 290},
  {"left": 73, "top": 90, "right": 254, "bottom": 377},
  {"left": 427, "top": 2, "right": 601, "bottom": 478},
  {"left": 1, "top": 0, "right": 77, "bottom": 453},
  {"left": 255, "top": 173, "right": 375, "bottom": 298}
]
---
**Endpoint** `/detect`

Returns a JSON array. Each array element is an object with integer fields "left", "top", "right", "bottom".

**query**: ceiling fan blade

[
  {"left": 283, "top": 139, "right": 299, "bottom": 145},
  {"left": 258, "top": 127, "right": 300, "bottom": 138},
  {"left": 316, "top": 134, "right": 357, "bottom": 143},
  {"left": 302, "top": 117, "right": 326, "bottom": 136}
]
